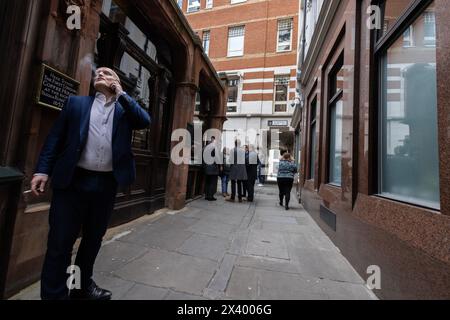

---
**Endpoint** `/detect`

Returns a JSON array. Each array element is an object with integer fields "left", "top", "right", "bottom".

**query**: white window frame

[
  {"left": 273, "top": 75, "right": 290, "bottom": 113},
  {"left": 206, "top": 0, "right": 213, "bottom": 9},
  {"left": 423, "top": 11, "right": 436, "bottom": 47},
  {"left": 402, "top": 25, "right": 414, "bottom": 47},
  {"left": 231, "top": 0, "right": 247, "bottom": 4},
  {"left": 187, "top": 0, "right": 200, "bottom": 13},
  {"left": 202, "top": 30, "right": 210, "bottom": 56},
  {"left": 227, "top": 26, "right": 245, "bottom": 57},
  {"left": 277, "top": 18, "right": 293, "bottom": 52}
]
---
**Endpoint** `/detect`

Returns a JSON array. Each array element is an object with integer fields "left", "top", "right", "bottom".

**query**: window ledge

[{"left": 276, "top": 49, "right": 292, "bottom": 53}]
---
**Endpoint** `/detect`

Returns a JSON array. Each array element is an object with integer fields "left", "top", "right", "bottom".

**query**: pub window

[
  {"left": 376, "top": 0, "right": 440, "bottom": 209},
  {"left": 98, "top": 0, "right": 160, "bottom": 152},
  {"left": 101, "top": 1, "right": 157, "bottom": 61},
  {"left": 119, "top": 53, "right": 153, "bottom": 150},
  {"left": 227, "top": 77, "right": 239, "bottom": 113},
  {"left": 309, "top": 98, "right": 317, "bottom": 180},
  {"left": 328, "top": 54, "right": 344, "bottom": 186},
  {"left": 274, "top": 75, "right": 289, "bottom": 113},
  {"left": 277, "top": 18, "right": 293, "bottom": 52}
]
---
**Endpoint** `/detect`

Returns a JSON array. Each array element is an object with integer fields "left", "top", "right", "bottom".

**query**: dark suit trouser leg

[
  {"left": 247, "top": 178, "right": 256, "bottom": 201},
  {"left": 210, "top": 175, "right": 217, "bottom": 198},
  {"left": 74, "top": 179, "right": 116, "bottom": 288},
  {"left": 41, "top": 170, "right": 116, "bottom": 299},
  {"left": 205, "top": 175, "right": 217, "bottom": 199},
  {"left": 242, "top": 180, "right": 247, "bottom": 197},
  {"left": 41, "top": 188, "right": 87, "bottom": 300},
  {"left": 205, "top": 175, "right": 211, "bottom": 199},
  {"left": 231, "top": 180, "right": 237, "bottom": 199},
  {"left": 237, "top": 180, "right": 243, "bottom": 200}
]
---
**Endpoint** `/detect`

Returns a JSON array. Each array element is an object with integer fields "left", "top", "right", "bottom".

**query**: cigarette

[{"left": 23, "top": 189, "right": 43, "bottom": 194}]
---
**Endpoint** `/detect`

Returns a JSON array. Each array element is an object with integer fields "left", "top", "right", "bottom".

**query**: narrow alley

[{"left": 13, "top": 185, "right": 376, "bottom": 300}]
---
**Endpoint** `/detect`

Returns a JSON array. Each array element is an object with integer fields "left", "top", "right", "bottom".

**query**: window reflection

[
  {"left": 380, "top": 0, "right": 416, "bottom": 38},
  {"left": 380, "top": 3, "right": 439, "bottom": 208},
  {"left": 101, "top": 0, "right": 157, "bottom": 61},
  {"left": 119, "top": 52, "right": 153, "bottom": 150}
]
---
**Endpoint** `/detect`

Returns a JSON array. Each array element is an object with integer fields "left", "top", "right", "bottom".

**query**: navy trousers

[{"left": 40, "top": 167, "right": 117, "bottom": 300}]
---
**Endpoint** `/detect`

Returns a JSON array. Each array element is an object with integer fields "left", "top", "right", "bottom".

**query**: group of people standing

[
  {"left": 203, "top": 138, "right": 263, "bottom": 203},
  {"left": 203, "top": 138, "right": 298, "bottom": 210}
]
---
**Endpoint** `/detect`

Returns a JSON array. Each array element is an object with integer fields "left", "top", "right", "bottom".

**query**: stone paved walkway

[{"left": 12, "top": 185, "right": 377, "bottom": 300}]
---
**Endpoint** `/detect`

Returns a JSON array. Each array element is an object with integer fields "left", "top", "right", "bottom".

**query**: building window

[
  {"left": 277, "top": 18, "right": 293, "bottom": 52},
  {"left": 187, "top": 0, "right": 200, "bottom": 13},
  {"left": 328, "top": 54, "right": 344, "bottom": 186},
  {"left": 231, "top": 0, "right": 247, "bottom": 4},
  {"left": 377, "top": 1, "right": 439, "bottom": 209},
  {"left": 403, "top": 26, "right": 414, "bottom": 47},
  {"left": 274, "top": 75, "right": 289, "bottom": 112},
  {"left": 202, "top": 30, "right": 210, "bottom": 56},
  {"left": 206, "top": 0, "right": 213, "bottom": 9},
  {"left": 228, "top": 26, "right": 245, "bottom": 57},
  {"left": 227, "top": 77, "right": 239, "bottom": 112},
  {"left": 424, "top": 11, "right": 436, "bottom": 46},
  {"left": 177, "top": 0, "right": 183, "bottom": 9},
  {"left": 309, "top": 98, "right": 317, "bottom": 180}
]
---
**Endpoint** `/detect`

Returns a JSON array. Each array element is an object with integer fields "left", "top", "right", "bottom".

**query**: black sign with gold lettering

[{"left": 36, "top": 64, "right": 80, "bottom": 110}]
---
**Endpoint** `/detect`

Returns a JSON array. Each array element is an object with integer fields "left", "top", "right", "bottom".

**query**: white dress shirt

[{"left": 77, "top": 92, "right": 116, "bottom": 172}]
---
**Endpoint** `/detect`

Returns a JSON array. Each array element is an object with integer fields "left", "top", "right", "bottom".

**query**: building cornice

[{"left": 300, "top": 0, "right": 340, "bottom": 86}]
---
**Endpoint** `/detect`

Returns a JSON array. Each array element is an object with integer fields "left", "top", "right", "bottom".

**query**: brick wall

[{"left": 183, "top": 0, "right": 300, "bottom": 113}]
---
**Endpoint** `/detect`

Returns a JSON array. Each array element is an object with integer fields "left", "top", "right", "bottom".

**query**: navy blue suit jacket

[{"left": 35, "top": 93, "right": 151, "bottom": 189}]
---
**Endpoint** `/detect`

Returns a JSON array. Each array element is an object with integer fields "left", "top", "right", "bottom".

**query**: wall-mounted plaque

[
  {"left": 36, "top": 64, "right": 80, "bottom": 110},
  {"left": 268, "top": 120, "right": 289, "bottom": 127}
]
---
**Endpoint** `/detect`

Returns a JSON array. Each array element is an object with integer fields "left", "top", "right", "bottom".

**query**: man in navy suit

[{"left": 31, "top": 67, "right": 151, "bottom": 300}]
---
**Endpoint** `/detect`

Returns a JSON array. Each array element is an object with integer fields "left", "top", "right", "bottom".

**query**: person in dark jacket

[
  {"left": 277, "top": 152, "right": 297, "bottom": 210},
  {"left": 203, "top": 137, "right": 220, "bottom": 201},
  {"left": 31, "top": 67, "right": 151, "bottom": 300},
  {"left": 226, "top": 139, "right": 247, "bottom": 202},
  {"left": 220, "top": 147, "right": 231, "bottom": 197},
  {"left": 245, "top": 145, "right": 259, "bottom": 202}
]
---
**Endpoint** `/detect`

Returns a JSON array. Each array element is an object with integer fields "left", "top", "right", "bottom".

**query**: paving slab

[
  {"left": 113, "top": 248, "right": 218, "bottom": 296},
  {"left": 177, "top": 233, "right": 230, "bottom": 262}
]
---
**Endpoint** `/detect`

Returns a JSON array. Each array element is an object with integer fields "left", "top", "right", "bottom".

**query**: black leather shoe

[{"left": 69, "top": 282, "right": 112, "bottom": 300}]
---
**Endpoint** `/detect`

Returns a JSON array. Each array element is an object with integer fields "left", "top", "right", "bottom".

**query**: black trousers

[
  {"left": 277, "top": 178, "right": 294, "bottom": 206},
  {"left": 205, "top": 175, "right": 218, "bottom": 199},
  {"left": 246, "top": 178, "right": 256, "bottom": 201},
  {"left": 231, "top": 180, "right": 245, "bottom": 200},
  {"left": 41, "top": 167, "right": 117, "bottom": 300}
]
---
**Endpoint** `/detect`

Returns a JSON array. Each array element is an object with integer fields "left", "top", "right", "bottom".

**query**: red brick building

[{"left": 181, "top": 0, "right": 300, "bottom": 178}]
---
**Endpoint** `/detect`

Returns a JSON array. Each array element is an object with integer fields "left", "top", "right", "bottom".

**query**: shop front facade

[{"left": 292, "top": 0, "right": 450, "bottom": 299}]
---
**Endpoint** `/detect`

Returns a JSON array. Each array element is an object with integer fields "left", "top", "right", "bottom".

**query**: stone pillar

[{"left": 165, "top": 82, "right": 198, "bottom": 210}]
